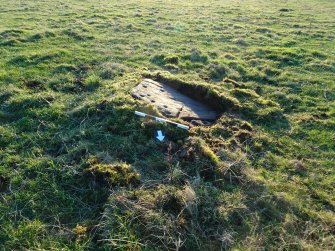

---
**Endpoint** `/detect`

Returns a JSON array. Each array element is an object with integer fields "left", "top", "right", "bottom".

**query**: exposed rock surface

[{"left": 132, "top": 79, "right": 219, "bottom": 121}]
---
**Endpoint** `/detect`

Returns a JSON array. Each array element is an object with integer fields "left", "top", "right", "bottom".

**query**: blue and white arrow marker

[{"left": 156, "top": 130, "right": 165, "bottom": 142}]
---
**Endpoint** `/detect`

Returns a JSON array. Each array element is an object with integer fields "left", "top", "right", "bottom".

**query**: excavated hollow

[{"left": 132, "top": 78, "right": 219, "bottom": 122}]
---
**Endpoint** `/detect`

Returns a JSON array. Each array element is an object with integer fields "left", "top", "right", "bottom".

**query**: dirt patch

[
  {"left": 24, "top": 80, "right": 45, "bottom": 90},
  {"left": 132, "top": 78, "right": 220, "bottom": 122},
  {"left": 279, "top": 8, "right": 293, "bottom": 12},
  {"left": 160, "top": 193, "right": 184, "bottom": 215},
  {"left": 0, "top": 176, "right": 8, "bottom": 193}
]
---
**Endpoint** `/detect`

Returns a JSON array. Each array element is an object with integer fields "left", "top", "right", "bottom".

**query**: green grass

[{"left": 0, "top": 0, "right": 334, "bottom": 250}]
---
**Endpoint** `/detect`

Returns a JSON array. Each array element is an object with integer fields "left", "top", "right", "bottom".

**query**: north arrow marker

[{"left": 156, "top": 130, "right": 165, "bottom": 142}]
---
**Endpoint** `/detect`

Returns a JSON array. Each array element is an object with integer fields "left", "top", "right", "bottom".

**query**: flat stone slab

[{"left": 132, "top": 79, "right": 219, "bottom": 121}]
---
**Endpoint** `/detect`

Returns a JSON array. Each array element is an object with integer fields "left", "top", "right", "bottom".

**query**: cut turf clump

[
  {"left": 179, "top": 137, "right": 219, "bottom": 166},
  {"left": 85, "top": 157, "right": 140, "bottom": 187},
  {"left": 178, "top": 137, "right": 223, "bottom": 181}
]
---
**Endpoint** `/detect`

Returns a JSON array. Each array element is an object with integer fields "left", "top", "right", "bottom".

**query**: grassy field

[{"left": 0, "top": 0, "right": 334, "bottom": 250}]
